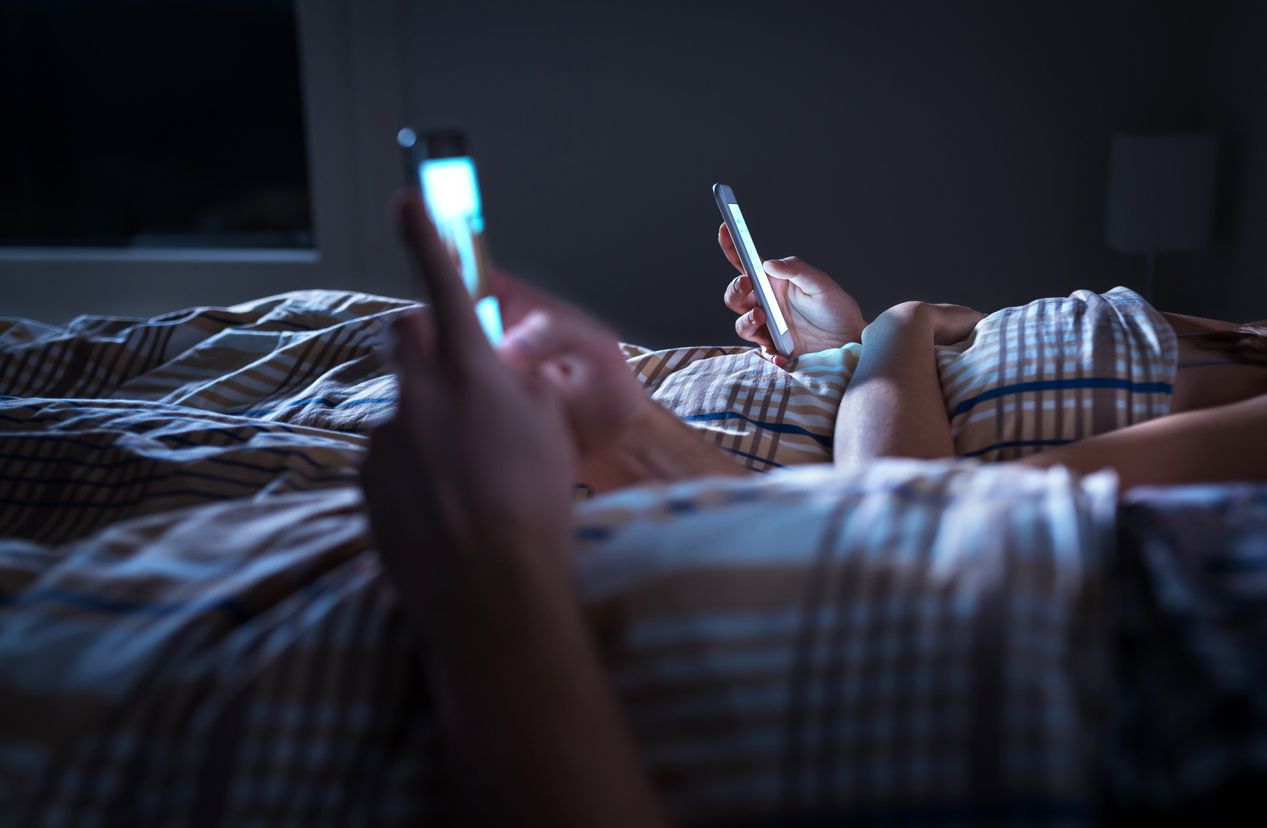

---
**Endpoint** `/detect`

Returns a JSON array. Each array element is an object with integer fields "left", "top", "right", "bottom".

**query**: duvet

[{"left": 1, "top": 290, "right": 1262, "bottom": 826}]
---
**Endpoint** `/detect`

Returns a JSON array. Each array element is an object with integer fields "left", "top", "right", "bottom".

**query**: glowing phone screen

[
  {"left": 727, "top": 203, "right": 789, "bottom": 335},
  {"left": 419, "top": 156, "right": 503, "bottom": 343}
]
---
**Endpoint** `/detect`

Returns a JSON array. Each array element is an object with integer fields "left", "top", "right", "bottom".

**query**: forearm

[
  {"left": 579, "top": 398, "right": 750, "bottom": 493},
  {"left": 420, "top": 551, "right": 666, "bottom": 827},
  {"left": 834, "top": 302, "right": 955, "bottom": 465},
  {"left": 1018, "top": 392, "right": 1267, "bottom": 489}
]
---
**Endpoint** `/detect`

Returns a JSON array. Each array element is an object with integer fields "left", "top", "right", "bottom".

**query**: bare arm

[
  {"left": 1019, "top": 391, "right": 1267, "bottom": 489},
  {"left": 834, "top": 302, "right": 981, "bottom": 466},
  {"left": 419, "top": 541, "right": 665, "bottom": 827}
]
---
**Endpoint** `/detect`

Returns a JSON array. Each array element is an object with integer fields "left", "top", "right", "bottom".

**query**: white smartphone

[
  {"left": 398, "top": 127, "right": 503, "bottom": 343},
  {"left": 712, "top": 183, "right": 794, "bottom": 356}
]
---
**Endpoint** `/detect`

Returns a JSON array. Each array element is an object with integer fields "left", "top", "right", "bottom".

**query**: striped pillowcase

[{"left": 621, "top": 343, "right": 857, "bottom": 471}]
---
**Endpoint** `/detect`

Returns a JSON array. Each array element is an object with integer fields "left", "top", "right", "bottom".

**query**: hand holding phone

[{"left": 716, "top": 187, "right": 870, "bottom": 361}]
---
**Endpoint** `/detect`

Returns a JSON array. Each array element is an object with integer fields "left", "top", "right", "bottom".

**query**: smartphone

[
  {"left": 398, "top": 127, "right": 503, "bottom": 343},
  {"left": 712, "top": 184, "right": 794, "bottom": 357}
]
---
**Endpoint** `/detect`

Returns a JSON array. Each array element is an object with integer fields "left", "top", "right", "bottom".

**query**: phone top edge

[{"left": 423, "top": 129, "right": 469, "bottom": 160}]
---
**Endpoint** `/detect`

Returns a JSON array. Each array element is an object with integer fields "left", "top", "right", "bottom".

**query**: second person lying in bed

[
  {"left": 495, "top": 216, "right": 1267, "bottom": 493},
  {"left": 713, "top": 221, "right": 1267, "bottom": 479}
]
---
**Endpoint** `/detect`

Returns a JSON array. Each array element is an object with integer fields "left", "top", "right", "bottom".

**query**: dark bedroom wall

[
  {"left": 1178, "top": 1, "right": 1267, "bottom": 322},
  {"left": 405, "top": 0, "right": 1210, "bottom": 347}
]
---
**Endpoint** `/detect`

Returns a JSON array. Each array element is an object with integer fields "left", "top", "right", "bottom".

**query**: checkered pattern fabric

[
  {"left": 940, "top": 287, "right": 1177, "bottom": 462},
  {"left": 619, "top": 287, "right": 1177, "bottom": 471},
  {"left": 622, "top": 343, "right": 855, "bottom": 471},
  {"left": 0, "top": 290, "right": 410, "bottom": 435},
  {"left": 0, "top": 286, "right": 1176, "bottom": 487},
  {"left": 1108, "top": 484, "right": 1267, "bottom": 818},
  {"left": 0, "top": 456, "right": 1118, "bottom": 826},
  {"left": 0, "top": 287, "right": 1182, "bottom": 824},
  {"left": 575, "top": 461, "right": 1118, "bottom": 825},
  {"left": 0, "top": 488, "right": 443, "bottom": 827}
]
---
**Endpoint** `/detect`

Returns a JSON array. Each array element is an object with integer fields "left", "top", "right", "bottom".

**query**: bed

[{"left": 2, "top": 289, "right": 1264, "bottom": 825}]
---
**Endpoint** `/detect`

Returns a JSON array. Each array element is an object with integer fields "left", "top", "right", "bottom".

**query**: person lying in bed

[
  {"left": 483, "top": 215, "right": 1267, "bottom": 494},
  {"left": 359, "top": 194, "right": 1267, "bottom": 826},
  {"left": 712, "top": 221, "right": 1267, "bottom": 480}
]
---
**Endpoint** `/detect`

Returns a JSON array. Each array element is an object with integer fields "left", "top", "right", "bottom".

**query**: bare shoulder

[{"left": 1158, "top": 310, "right": 1244, "bottom": 335}]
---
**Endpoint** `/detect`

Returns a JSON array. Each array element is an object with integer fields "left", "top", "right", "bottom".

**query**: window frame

[{"left": 0, "top": 0, "right": 413, "bottom": 324}]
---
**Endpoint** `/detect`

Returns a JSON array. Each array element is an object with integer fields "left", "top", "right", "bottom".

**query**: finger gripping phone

[
  {"left": 398, "top": 127, "right": 503, "bottom": 343},
  {"left": 712, "top": 183, "right": 794, "bottom": 357}
]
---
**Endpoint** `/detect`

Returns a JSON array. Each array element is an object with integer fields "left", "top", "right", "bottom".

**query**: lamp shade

[{"left": 1104, "top": 132, "right": 1218, "bottom": 254}]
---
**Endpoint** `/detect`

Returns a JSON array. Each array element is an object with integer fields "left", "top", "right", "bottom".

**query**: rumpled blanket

[
  {"left": 1, "top": 453, "right": 1119, "bottom": 825},
  {"left": 0, "top": 288, "right": 1246, "bottom": 827},
  {"left": 1107, "top": 484, "right": 1267, "bottom": 818}
]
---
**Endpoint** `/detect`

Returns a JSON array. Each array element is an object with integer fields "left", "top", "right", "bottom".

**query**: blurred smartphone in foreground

[{"left": 397, "top": 127, "right": 503, "bottom": 343}]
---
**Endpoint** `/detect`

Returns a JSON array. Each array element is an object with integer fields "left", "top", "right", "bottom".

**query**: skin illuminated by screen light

[{"left": 727, "top": 203, "right": 790, "bottom": 335}]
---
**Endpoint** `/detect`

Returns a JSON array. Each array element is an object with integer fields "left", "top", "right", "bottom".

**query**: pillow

[{"left": 622, "top": 343, "right": 857, "bottom": 471}]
